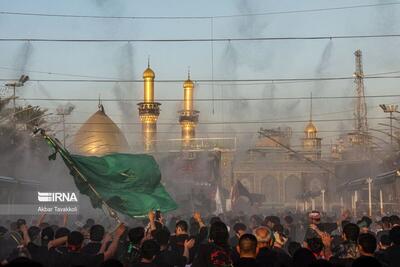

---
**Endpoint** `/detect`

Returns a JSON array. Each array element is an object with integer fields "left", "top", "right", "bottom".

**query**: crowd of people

[{"left": 0, "top": 210, "right": 400, "bottom": 267}]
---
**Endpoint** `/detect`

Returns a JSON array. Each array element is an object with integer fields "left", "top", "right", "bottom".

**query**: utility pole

[
  {"left": 5, "top": 75, "right": 29, "bottom": 124},
  {"left": 367, "top": 177, "right": 373, "bottom": 217},
  {"left": 379, "top": 104, "right": 399, "bottom": 147}
]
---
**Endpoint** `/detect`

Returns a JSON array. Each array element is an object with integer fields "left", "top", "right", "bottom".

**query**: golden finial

[
  {"left": 98, "top": 94, "right": 104, "bottom": 112},
  {"left": 310, "top": 92, "right": 313, "bottom": 122}
]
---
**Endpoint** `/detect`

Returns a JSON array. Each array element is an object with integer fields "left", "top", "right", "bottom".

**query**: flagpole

[{"left": 35, "top": 128, "right": 121, "bottom": 224}]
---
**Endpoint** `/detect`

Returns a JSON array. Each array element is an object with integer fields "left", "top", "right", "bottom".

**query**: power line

[
  {"left": 1, "top": 34, "right": 400, "bottom": 43},
  {"left": 61, "top": 129, "right": 388, "bottom": 135},
  {"left": 2, "top": 75, "right": 400, "bottom": 83},
  {"left": 2, "top": 65, "right": 400, "bottom": 85},
  {"left": 62, "top": 117, "right": 387, "bottom": 126},
  {"left": 1, "top": 2, "right": 399, "bottom": 20},
  {"left": 0, "top": 66, "right": 115, "bottom": 80},
  {"left": 17, "top": 94, "right": 400, "bottom": 102}
]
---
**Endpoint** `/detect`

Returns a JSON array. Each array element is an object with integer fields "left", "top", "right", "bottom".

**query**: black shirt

[
  {"left": 272, "top": 247, "right": 292, "bottom": 267},
  {"left": 154, "top": 249, "right": 187, "bottom": 267},
  {"left": 132, "top": 262, "right": 158, "bottom": 267},
  {"left": 48, "top": 247, "right": 104, "bottom": 267},
  {"left": 329, "top": 257, "right": 354, "bottom": 267},
  {"left": 192, "top": 243, "right": 234, "bottom": 267},
  {"left": 234, "top": 257, "right": 262, "bottom": 267},
  {"left": 383, "top": 244, "right": 400, "bottom": 267},
  {"left": 26, "top": 243, "right": 49, "bottom": 266},
  {"left": 256, "top": 247, "right": 293, "bottom": 267},
  {"left": 81, "top": 242, "right": 102, "bottom": 255},
  {"left": 169, "top": 233, "right": 193, "bottom": 265},
  {"left": 256, "top": 247, "right": 279, "bottom": 267}
]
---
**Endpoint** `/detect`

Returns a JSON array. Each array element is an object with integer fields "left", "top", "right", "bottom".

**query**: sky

[{"left": 0, "top": 0, "right": 400, "bottom": 151}]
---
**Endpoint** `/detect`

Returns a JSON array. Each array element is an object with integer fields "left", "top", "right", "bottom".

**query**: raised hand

[{"left": 184, "top": 238, "right": 195, "bottom": 249}]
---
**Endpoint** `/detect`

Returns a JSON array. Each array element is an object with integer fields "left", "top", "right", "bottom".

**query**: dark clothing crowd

[{"left": 1, "top": 210, "right": 400, "bottom": 267}]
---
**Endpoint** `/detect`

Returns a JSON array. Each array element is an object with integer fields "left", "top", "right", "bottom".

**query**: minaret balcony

[
  {"left": 138, "top": 102, "right": 161, "bottom": 116},
  {"left": 178, "top": 110, "right": 199, "bottom": 123}
]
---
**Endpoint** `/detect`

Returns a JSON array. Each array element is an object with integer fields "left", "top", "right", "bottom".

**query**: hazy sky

[{"left": 0, "top": 0, "right": 399, "bottom": 150}]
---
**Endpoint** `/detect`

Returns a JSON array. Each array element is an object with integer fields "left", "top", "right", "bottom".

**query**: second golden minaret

[
  {"left": 138, "top": 62, "right": 161, "bottom": 152},
  {"left": 179, "top": 71, "right": 199, "bottom": 147}
]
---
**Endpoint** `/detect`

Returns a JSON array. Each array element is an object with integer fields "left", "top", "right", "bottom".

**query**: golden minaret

[
  {"left": 179, "top": 69, "right": 199, "bottom": 147},
  {"left": 303, "top": 93, "right": 322, "bottom": 160},
  {"left": 137, "top": 60, "right": 161, "bottom": 152}
]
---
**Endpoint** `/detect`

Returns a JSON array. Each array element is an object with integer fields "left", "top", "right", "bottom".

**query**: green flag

[
  {"left": 40, "top": 130, "right": 177, "bottom": 217},
  {"left": 68, "top": 153, "right": 177, "bottom": 217}
]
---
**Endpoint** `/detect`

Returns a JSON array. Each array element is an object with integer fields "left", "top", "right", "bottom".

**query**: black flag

[{"left": 230, "top": 180, "right": 253, "bottom": 206}]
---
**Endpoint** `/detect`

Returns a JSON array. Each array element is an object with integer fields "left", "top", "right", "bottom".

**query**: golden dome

[
  {"left": 183, "top": 78, "right": 194, "bottom": 88},
  {"left": 143, "top": 67, "right": 155, "bottom": 79},
  {"left": 305, "top": 121, "right": 318, "bottom": 139},
  {"left": 305, "top": 121, "right": 317, "bottom": 133},
  {"left": 72, "top": 105, "right": 129, "bottom": 156}
]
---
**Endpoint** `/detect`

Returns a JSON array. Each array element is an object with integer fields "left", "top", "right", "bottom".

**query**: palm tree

[{"left": 13, "top": 105, "right": 48, "bottom": 130}]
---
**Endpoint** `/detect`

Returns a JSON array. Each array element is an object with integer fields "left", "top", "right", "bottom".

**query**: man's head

[
  {"left": 264, "top": 216, "right": 280, "bottom": 228},
  {"left": 357, "top": 218, "right": 371, "bottom": 234},
  {"left": 389, "top": 225, "right": 400, "bottom": 245},
  {"left": 309, "top": 211, "right": 321, "bottom": 225},
  {"left": 128, "top": 227, "right": 145, "bottom": 246},
  {"left": 342, "top": 223, "right": 359, "bottom": 242},
  {"left": 233, "top": 223, "right": 247, "bottom": 237},
  {"left": 358, "top": 233, "right": 377, "bottom": 256},
  {"left": 141, "top": 240, "right": 160, "bottom": 262},
  {"left": 238, "top": 234, "right": 258, "bottom": 258},
  {"left": 28, "top": 226, "right": 40, "bottom": 242},
  {"left": 379, "top": 234, "right": 391, "bottom": 250},
  {"left": 55, "top": 227, "right": 70, "bottom": 239},
  {"left": 209, "top": 216, "right": 222, "bottom": 225},
  {"left": 361, "top": 216, "right": 372, "bottom": 227},
  {"left": 284, "top": 215, "right": 294, "bottom": 225},
  {"left": 90, "top": 224, "right": 105, "bottom": 242},
  {"left": 341, "top": 220, "right": 350, "bottom": 229},
  {"left": 381, "top": 216, "right": 391, "bottom": 230},
  {"left": 86, "top": 218, "right": 95, "bottom": 227},
  {"left": 175, "top": 220, "right": 188, "bottom": 235},
  {"left": 250, "top": 215, "right": 263, "bottom": 227},
  {"left": 67, "top": 231, "right": 84, "bottom": 251},
  {"left": 41, "top": 226, "right": 54, "bottom": 244},
  {"left": 253, "top": 226, "right": 273, "bottom": 248},
  {"left": 390, "top": 215, "right": 400, "bottom": 227},
  {"left": 209, "top": 221, "right": 229, "bottom": 247},
  {"left": 154, "top": 228, "right": 170, "bottom": 248},
  {"left": 16, "top": 219, "right": 26, "bottom": 230},
  {"left": 39, "top": 222, "right": 50, "bottom": 230}
]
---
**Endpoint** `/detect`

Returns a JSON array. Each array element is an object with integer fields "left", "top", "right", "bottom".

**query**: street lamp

[
  {"left": 56, "top": 103, "right": 75, "bottom": 147},
  {"left": 379, "top": 104, "right": 399, "bottom": 146},
  {"left": 5, "top": 75, "right": 29, "bottom": 116}
]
